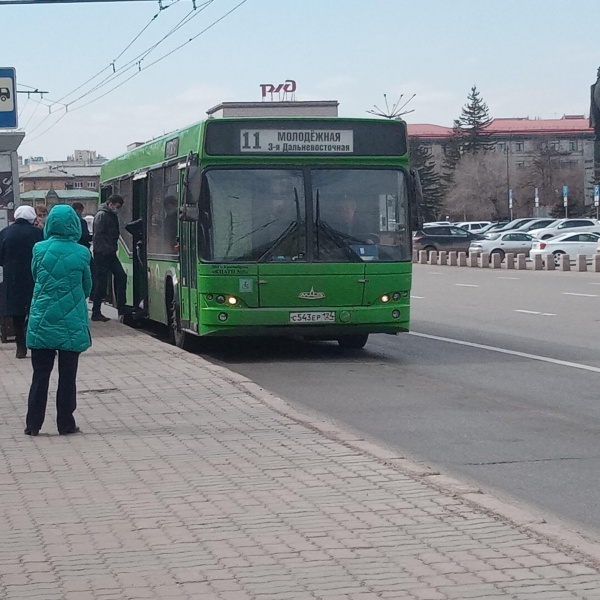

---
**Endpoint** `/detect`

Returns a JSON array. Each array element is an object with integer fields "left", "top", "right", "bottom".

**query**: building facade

[{"left": 408, "top": 115, "right": 595, "bottom": 211}]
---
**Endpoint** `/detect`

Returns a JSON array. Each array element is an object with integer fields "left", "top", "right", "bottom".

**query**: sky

[{"left": 2, "top": 0, "right": 599, "bottom": 161}]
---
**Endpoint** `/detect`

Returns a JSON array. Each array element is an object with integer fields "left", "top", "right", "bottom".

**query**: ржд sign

[{"left": 0, "top": 68, "right": 17, "bottom": 129}]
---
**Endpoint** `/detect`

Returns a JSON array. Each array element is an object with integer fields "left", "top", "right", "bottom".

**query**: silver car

[{"left": 469, "top": 231, "right": 535, "bottom": 260}]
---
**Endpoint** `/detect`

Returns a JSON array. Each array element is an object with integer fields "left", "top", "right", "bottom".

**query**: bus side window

[{"left": 148, "top": 167, "right": 179, "bottom": 255}]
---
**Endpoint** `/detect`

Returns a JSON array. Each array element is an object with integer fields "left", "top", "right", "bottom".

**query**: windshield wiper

[
  {"left": 317, "top": 220, "right": 363, "bottom": 262},
  {"left": 256, "top": 220, "right": 299, "bottom": 262}
]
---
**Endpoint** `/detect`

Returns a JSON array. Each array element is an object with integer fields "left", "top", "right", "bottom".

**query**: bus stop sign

[{"left": 0, "top": 68, "right": 17, "bottom": 129}]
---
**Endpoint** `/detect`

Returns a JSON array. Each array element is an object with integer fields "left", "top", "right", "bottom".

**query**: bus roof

[{"left": 101, "top": 117, "right": 408, "bottom": 183}]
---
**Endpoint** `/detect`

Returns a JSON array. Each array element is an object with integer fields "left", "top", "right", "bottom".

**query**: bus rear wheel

[{"left": 337, "top": 334, "right": 369, "bottom": 349}]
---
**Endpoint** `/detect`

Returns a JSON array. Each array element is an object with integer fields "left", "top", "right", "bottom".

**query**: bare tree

[
  {"left": 445, "top": 153, "right": 507, "bottom": 220},
  {"left": 516, "top": 138, "right": 586, "bottom": 216}
]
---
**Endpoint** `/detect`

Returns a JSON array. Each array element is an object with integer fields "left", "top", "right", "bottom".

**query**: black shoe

[
  {"left": 59, "top": 427, "right": 81, "bottom": 435},
  {"left": 24, "top": 428, "right": 39, "bottom": 436},
  {"left": 91, "top": 314, "right": 110, "bottom": 322},
  {"left": 16, "top": 348, "right": 27, "bottom": 359}
]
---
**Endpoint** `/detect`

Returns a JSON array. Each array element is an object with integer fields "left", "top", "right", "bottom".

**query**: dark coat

[
  {"left": 77, "top": 215, "right": 91, "bottom": 249},
  {"left": 0, "top": 219, "right": 44, "bottom": 317},
  {"left": 92, "top": 203, "right": 120, "bottom": 255}
]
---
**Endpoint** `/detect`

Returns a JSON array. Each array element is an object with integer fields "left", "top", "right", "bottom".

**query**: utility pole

[{"left": 505, "top": 142, "right": 511, "bottom": 219}]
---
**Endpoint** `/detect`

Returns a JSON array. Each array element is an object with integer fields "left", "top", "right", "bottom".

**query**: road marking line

[
  {"left": 409, "top": 332, "right": 600, "bottom": 374},
  {"left": 498, "top": 276, "right": 519, "bottom": 280},
  {"left": 514, "top": 310, "right": 556, "bottom": 316},
  {"left": 455, "top": 284, "right": 479, "bottom": 287},
  {"left": 410, "top": 295, "right": 425, "bottom": 299},
  {"left": 563, "top": 292, "right": 598, "bottom": 297}
]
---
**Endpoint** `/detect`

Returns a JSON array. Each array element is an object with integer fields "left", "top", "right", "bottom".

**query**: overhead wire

[
  {"left": 21, "top": 0, "right": 248, "bottom": 145},
  {"left": 23, "top": 0, "right": 196, "bottom": 138},
  {"left": 22, "top": 0, "right": 246, "bottom": 145},
  {"left": 63, "top": 3, "right": 205, "bottom": 107},
  {"left": 71, "top": 0, "right": 246, "bottom": 112}
]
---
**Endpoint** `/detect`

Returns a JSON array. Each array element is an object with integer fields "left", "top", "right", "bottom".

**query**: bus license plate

[{"left": 289, "top": 311, "right": 335, "bottom": 324}]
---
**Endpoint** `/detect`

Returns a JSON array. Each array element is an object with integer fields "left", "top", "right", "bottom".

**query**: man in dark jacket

[
  {"left": 0, "top": 205, "right": 44, "bottom": 357},
  {"left": 91, "top": 195, "right": 127, "bottom": 322},
  {"left": 72, "top": 202, "right": 91, "bottom": 249}
]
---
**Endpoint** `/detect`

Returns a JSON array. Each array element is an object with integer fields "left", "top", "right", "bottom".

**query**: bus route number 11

[{"left": 241, "top": 130, "right": 281, "bottom": 152}]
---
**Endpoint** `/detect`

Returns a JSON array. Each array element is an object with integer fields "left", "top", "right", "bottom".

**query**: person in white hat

[{"left": 0, "top": 205, "right": 44, "bottom": 358}]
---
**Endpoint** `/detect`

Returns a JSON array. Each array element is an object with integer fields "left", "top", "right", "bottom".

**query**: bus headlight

[
  {"left": 392, "top": 292, "right": 401, "bottom": 301},
  {"left": 216, "top": 295, "right": 226, "bottom": 304},
  {"left": 392, "top": 309, "right": 401, "bottom": 319},
  {"left": 227, "top": 296, "right": 238, "bottom": 306},
  {"left": 218, "top": 312, "right": 228, "bottom": 322},
  {"left": 381, "top": 294, "right": 390, "bottom": 303}
]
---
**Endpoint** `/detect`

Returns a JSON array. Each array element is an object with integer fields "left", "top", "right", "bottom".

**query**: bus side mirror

[
  {"left": 410, "top": 168, "right": 424, "bottom": 228},
  {"left": 183, "top": 153, "right": 201, "bottom": 205},
  {"left": 179, "top": 205, "right": 199, "bottom": 222},
  {"left": 410, "top": 168, "right": 423, "bottom": 205}
]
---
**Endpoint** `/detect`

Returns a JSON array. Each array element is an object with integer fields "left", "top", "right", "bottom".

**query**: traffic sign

[
  {"left": 563, "top": 185, "right": 568, "bottom": 207},
  {"left": 534, "top": 187, "right": 539, "bottom": 208},
  {"left": 508, "top": 188, "right": 513, "bottom": 209},
  {"left": 0, "top": 67, "right": 17, "bottom": 128},
  {"left": 594, "top": 184, "right": 599, "bottom": 207}
]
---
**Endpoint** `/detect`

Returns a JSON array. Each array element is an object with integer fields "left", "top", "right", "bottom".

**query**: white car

[
  {"left": 454, "top": 221, "right": 491, "bottom": 232},
  {"left": 530, "top": 218, "right": 600, "bottom": 240},
  {"left": 469, "top": 231, "right": 535, "bottom": 260},
  {"left": 530, "top": 232, "right": 600, "bottom": 266}
]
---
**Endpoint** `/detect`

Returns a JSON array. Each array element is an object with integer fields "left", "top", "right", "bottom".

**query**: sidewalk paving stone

[{"left": 2, "top": 320, "right": 600, "bottom": 598}]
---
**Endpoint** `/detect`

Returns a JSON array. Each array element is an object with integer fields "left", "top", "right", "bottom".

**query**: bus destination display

[
  {"left": 205, "top": 119, "right": 407, "bottom": 156},
  {"left": 240, "top": 129, "right": 353, "bottom": 154}
]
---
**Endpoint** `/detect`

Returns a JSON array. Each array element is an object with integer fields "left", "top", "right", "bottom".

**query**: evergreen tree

[
  {"left": 441, "top": 119, "right": 464, "bottom": 187},
  {"left": 458, "top": 86, "right": 495, "bottom": 154},
  {"left": 409, "top": 139, "right": 445, "bottom": 226}
]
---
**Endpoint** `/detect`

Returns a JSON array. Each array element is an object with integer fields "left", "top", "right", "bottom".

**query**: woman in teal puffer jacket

[{"left": 25, "top": 204, "right": 92, "bottom": 436}]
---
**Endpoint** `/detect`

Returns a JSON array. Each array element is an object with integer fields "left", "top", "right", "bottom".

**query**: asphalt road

[{"left": 196, "top": 265, "right": 600, "bottom": 542}]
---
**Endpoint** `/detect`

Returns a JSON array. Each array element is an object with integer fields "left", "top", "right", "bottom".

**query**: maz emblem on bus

[{"left": 298, "top": 287, "right": 325, "bottom": 300}]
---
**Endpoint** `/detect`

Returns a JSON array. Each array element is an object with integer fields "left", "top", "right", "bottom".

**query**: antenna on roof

[{"left": 367, "top": 93, "right": 416, "bottom": 119}]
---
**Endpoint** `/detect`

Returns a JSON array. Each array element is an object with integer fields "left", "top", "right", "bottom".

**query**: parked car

[
  {"left": 413, "top": 225, "right": 484, "bottom": 255},
  {"left": 530, "top": 232, "right": 600, "bottom": 266},
  {"left": 530, "top": 218, "right": 600, "bottom": 240},
  {"left": 513, "top": 218, "right": 557, "bottom": 233},
  {"left": 469, "top": 232, "right": 535, "bottom": 260},
  {"left": 483, "top": 218, "right": 537, "bottom": 238},
  {"left": 478, "top": 220, "right": 509, "bottom": 234},
  {"left": 453, "top": 221, "right": 492, "bottom": 232}
]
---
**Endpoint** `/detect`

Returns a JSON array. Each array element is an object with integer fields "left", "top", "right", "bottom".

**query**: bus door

[
  {"left": 179, "top": 220, "right": 198, "bottom": 329},
  {"left": 179, "top": 155, "right": 201, "bottom": 330},
  {"left": 131, "top": 175, "right": 149, "bottom": 313}
]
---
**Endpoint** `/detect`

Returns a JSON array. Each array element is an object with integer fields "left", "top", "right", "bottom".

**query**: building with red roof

[{"left": 407, "top": 115, "right": 595, "bottom": 207}]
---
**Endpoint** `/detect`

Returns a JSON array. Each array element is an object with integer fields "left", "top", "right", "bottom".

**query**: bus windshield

[{"left": 202, "top": 168, "right": 409, "bottom": 263}]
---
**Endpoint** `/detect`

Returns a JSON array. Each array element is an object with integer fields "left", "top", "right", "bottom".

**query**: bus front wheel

[
  {"left": 337, "top": 334, "right": 369, "bottom": 350},
  {"left": 168, "top": 287, "right": 193, "bottom": 350}
]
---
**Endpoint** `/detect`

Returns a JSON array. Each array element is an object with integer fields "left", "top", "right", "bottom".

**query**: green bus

[{"left": 100, "top": 115, "right": 419, "bottom": 349}]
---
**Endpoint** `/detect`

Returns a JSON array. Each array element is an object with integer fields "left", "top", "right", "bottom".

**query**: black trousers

[
  {"left": 26, "top": 349, "right": 80, "bottom": 433},
  {"left": 12, "top": 315, "right": 26, "bottom": 353},
  {"left": 92, "top": 252, "right": 127, "bottom": 315}
]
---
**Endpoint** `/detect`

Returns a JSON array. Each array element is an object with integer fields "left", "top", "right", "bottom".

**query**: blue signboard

[{"left": 0, "top": 67, "right": 17, "bottom": 129}]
